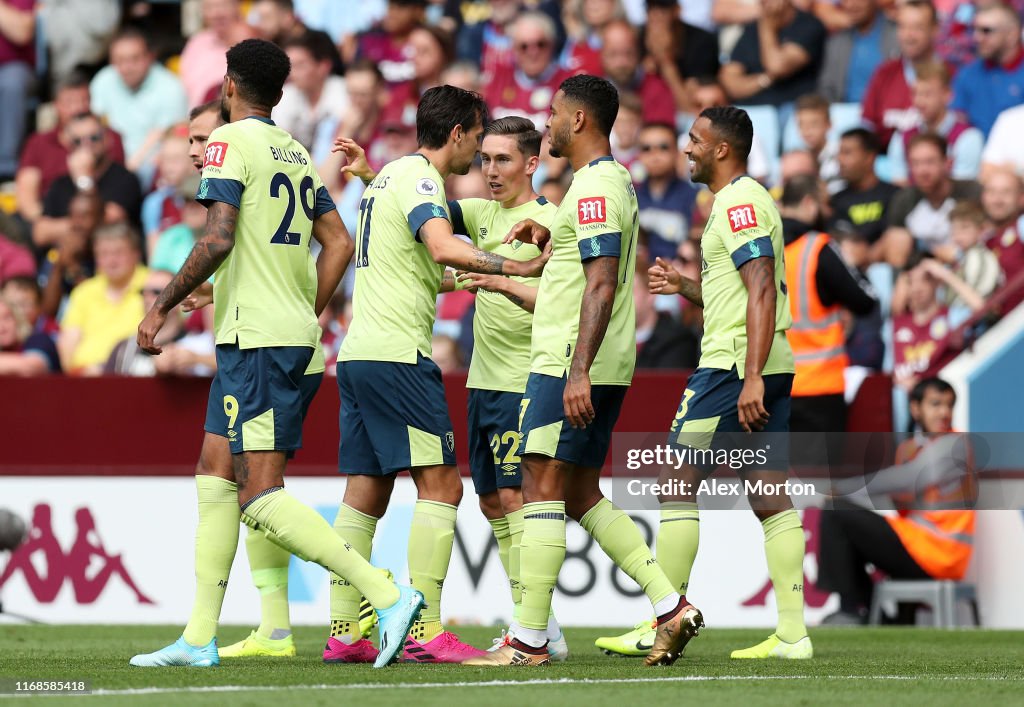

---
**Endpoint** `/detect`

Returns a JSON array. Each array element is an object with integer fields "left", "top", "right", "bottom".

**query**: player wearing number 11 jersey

[{"left": 132, "top": 39, "right": 423, "bottom": 670}]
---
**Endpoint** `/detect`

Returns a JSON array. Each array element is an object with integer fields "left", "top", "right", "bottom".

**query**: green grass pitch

[{"left": 1, "top": 625, "right": 1022, "bottom": 706}]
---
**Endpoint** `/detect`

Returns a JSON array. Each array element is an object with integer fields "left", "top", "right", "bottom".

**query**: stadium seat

[{"left": 868, "top": 580, "right": 980, "bottom": 627}]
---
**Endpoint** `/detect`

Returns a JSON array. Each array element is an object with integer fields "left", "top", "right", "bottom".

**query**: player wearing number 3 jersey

[{"left": 132, "top": 39, "right": 424, "bottom": 670}]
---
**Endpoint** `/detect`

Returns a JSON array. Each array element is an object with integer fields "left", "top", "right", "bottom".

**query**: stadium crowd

[{"left": 1, "top": 0, "right": 1023, "bottom": 433}]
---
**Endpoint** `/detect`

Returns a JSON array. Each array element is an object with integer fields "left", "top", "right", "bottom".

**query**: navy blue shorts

[
  {"left": 337, "top": 354, "right": 456, "bottom": 475},
  {"left": 668, "top": 366, "right": 793, "bottom": 471},
  {"left": 520, "top": 372, "right": 627, "bottom": 469},
  {"left": 204, "top": 344, "right": 318, "bottom": 454},
  {"left": 467, "top": 388, "right": 525, "bottom": 495}
]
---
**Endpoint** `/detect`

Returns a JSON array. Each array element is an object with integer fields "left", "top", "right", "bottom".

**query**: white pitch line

[{"left": 2, "top": 674, "right": 1021, "bottom": 699}]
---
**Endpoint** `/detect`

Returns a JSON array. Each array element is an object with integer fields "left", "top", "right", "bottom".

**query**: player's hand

[
  {"left": 649, "top": 257, "right": 683, "bottom": 295},
  {"left": 333, "top": 137, "right": 375, "bottom": 182},
  {"left": 137, "top": 307, "right": 168, "bottom": 355},
  {"left": 182, "top": 290, "right": 212, "bottom": 312},
  {"left": 511, "top": 240, "right": 552, "bottom": 278},
  {"left": 737, "top": 375, "right": 769, "bottom": 433},
  {"left": 564, "top": 370, "right": 595, "bottom": 429},
  {"left": 504, "top": 218, "right": 551, "bottom": 248},
  {"left": 457, "top": 271, "right": 504, "bottom": 292}
]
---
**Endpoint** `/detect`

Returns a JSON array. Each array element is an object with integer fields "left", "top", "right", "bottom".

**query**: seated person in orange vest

[{"left": 816, "top": 377, "right": 976, "bottom": 624}]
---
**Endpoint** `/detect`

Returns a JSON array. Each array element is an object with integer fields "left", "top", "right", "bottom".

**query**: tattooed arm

[
  {"left": 418, "top": 217, "right": 545, "bottom": 277},
  {"left": 737, "top": 256, "right": 777, "bottom": 432},
  {"left": 137, "top": 201, "right": 238, "bottom": 354},
  {"left": 565, "top": 256, "right": 619, "bottom": 429}
]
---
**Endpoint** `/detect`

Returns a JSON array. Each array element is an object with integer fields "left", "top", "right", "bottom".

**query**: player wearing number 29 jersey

[{"left": 199, "top": 116, "right": 335, "bottom": 351}]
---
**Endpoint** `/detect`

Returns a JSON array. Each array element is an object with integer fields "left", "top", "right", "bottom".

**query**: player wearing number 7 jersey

[{"left": 132, "top": 39, "right": 424, "bottom": 670}]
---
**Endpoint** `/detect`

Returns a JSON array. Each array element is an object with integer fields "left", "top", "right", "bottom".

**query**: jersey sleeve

[
  {"left": 198, "top": 125, "right": 246, "bottom": 209},
  {"left": 312, "top": 169, "right": 336, "bottom": 218},
  {"left": 450, "top": 198, "right": 485, "bottom": 244},
  {"left": 718, "top": 192, "right": 775, "bottom": 270},
  {"left": 399, "top": 169, "right": 449, "bottom": 239},
  {"left": 574, "top": 173, "right": 626, "bottom": 262}
]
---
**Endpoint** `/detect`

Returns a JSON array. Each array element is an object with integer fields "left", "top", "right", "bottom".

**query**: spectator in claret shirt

[
  {"left": 861, "top": 0, "right": 941, "bottom": 148},
  {"left": 887, "top": 61, "right": 983, "bottom": 186},
  {"left": 600, "top": 19, "right": 675, "bottom": 125},
  {"left": 560, "top": 0, "right": 622, "bottom": 76},
  {"left": 981, "top": 168, "right": 1024, "bottom": 310},
  {"left": 951, "top": 3, "right": 1024, "bottom": 138},
  {"left": 353, "top": 0, "right": 426, "bottom": 87},
  {"left": 0, "top": 0, "right": 34, "bottom": 182},
  {"left": 891, "top": 252, "right": 954, "bottom": 394}
]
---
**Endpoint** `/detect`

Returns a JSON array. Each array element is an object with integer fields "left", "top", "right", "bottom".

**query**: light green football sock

[
  {"left": 762, "top": 509, "right": 808, "bottom": 643},
  {"left": 183, "top": 476, "right": 240, "bottom": 647},
  {"left": 329, "top": 504, "right": 377, "bottom": 642},
  {"left": 580, "top": 498, "right": 676, "bottom": 607},
  {"left": 241, "top": 488, "right": 398, "bottom": 610},
  {"left": 489, "top": 516, "right": 512, "bottom": 581},
  {"left": 407, "top": 500, "right": 457, "bottom": 643},
  {"left": 506, "top": 507, "right": 525, "bottom": 622},
  {"left": 518, "top": 501, "right": 566, "bottom": 632},
  {"left": 658, "top": 501, "right": 700, "bottom": 596},
  {"left": 244, "top": 527, "right": 292, "bottom": 640}
]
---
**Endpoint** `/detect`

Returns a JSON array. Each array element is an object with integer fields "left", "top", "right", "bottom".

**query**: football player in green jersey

[
  {"left": 131, "top": 39, "right": 424, "bottom": 670},
  {"left": 336, "top": 116, "right": 569, "bottom": 661},
  {"left": 326, "top": 87, "right": 549, "bottom": 665},
  {"left": 601, "top": 106, "right": 811, "bottom": 661},
  {"left": 466, "top": 75, "right": 696, "bottom": 668}
]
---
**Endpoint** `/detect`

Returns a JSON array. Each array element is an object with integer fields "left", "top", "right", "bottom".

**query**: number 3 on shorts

[{"left": 223, "top": 395, "right": 240, "bottom": 430}]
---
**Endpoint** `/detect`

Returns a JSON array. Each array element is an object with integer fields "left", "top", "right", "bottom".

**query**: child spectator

[
  {"left": 0, "top": 294, "right": 60, "bottom": 375},
  {"left": 794, "top": 93, "right": 841, "bottom": 192},
  {"left": 940, "top": 201, "right": 1003, "bottom": 321},
  {"left": 1, "top": 275, "right": 57, "bottom": 336},
  {"left": 891, "top": 253, "right": 954, "bottom": 394}
]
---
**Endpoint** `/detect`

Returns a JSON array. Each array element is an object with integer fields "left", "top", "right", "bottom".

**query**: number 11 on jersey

[{"left": 355, "top": 196, "right": 375, "bottom": 267}]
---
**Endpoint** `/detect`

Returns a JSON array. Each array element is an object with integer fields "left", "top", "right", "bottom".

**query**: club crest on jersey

[
  {"left": 578, "top": 197, "right": 606, "bottom": 225},
  {"left": 727, "top": 204, "right": 757, "bottom": 233},
  {"left": 416, "top": 178, "right": 439, "bottom": 196},
  {"left": 204, "top": 142, "right": 228, "bottom": 168}
]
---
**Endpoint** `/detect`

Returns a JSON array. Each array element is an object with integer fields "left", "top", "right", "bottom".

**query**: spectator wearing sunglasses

[
  {"left": 635, "top": 122, "right": 698, "bottom": 263},
  {"left": 32, "top": 113, "right": 143, "bottom": 257},
  {"left": 951, "top": 3, "right": 1024, "bottom": 138}
]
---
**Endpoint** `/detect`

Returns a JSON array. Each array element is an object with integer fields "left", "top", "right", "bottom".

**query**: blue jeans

[{"left": 0, "top": 61, "right": 32, "bottom": 176}]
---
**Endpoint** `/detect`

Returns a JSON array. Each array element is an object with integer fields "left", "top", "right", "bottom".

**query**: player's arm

[
  {"left": 310, "top": 208, "right": 355, "bottom": 316},
  {"left": 333, "top": 137, "right": 376, "bottom": 184},
  {"left": 738, "top": 255, "right": 776, "bottom": 432},
  {"left": 649, "top": 256, "right": 703, "bottom": 306},
  {"left": 456, "top": 272, "right": 539, "bottom": 313},
  {"left": 419, "top": 218, "right": 547, "bottom": 277},
  {"left": 566, "top": 256, "right": 619, "bottom": 428},
  {"left": 138, "top": 202, "right": 238, "bottom": 354}
]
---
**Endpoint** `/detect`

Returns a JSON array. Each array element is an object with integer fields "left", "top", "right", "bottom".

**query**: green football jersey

[
  {"left": 698, "top": 175, "right": 794, "bottom": 377},
  {"left": 198, "top": 116, "right": 335, "bottom": 350},
  {"left": 451, "top": 196, "right": 555, "bottom": 393},
  {"left": 530, "top": 157, "right": 639, "bottom": 386},
  {"left": 339, "top": 154, "right": 450, "bottom": 364}
]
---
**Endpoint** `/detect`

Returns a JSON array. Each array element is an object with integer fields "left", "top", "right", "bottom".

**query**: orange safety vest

[
  {"left": 784, "top": 232, "right": 848, "bottom": 397},
  {"left": 887, "top": 433, "right": 976, "bottom": 580}
]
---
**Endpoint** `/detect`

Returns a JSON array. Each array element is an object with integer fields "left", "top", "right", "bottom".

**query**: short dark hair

[
  {"left": 283, "top": 31, "right": 337, "bottom": 65},
  {"left": 910, "top": 377, "right": 956, "bottom": 406},
  {"left": 1, "top": 275, "right": 40, "bottom": 301},
  {"left": 485, "top": 116, "right": 542, "bottom": 157},
  {"left": 902, "top": 0, "right": 939, "bottom": 25},
  {"left": 189, "top": 99, "right": 221, "bottom": 121},
  {"left": 416, "top": 84, "right": 488, "bottom": 149},
  {"left": 225, "top": 39, "right": 291, "bottom": 110},
  {"left": 780, "top": 174, "right": 821, "bottom": 207},
  {"left": 346, "top": 58, "right": 384, "bottom": 83},
  {"left": 698, "top": 105, "right": 753, "bottom": 161},
  {"left": 559, "top": 74, "right": 619, "bottom": 137},
  {"left": 110, "top": 25, "right": 151, "bottom": 51},
  {"left": 257, "top": 0, "right": 294, "bottom": 9},
  {"left": 640, "top": 121, "right": 678, "bottom": 141},
  {"left": 840, "top": 127, "right": 881, "bottom": 155},
  {"left": 57, "top": 69, "right": 91, "bottom": 93},
  {"left": 412, "top": 24, "right": 455, "bottom": 69},
  {"left": 908, "top": 131, "right": 948, "bottom": 158}
]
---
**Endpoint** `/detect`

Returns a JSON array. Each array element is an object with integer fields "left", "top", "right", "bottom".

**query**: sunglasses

[
  {"left": 71, "top": 133, "right": 104, "bottom": 148},
  {"left": 516, "top": 40, "right": 550, "bottom": 52},
  {"left": 640, "top": 143, "right": 673, "bottom": 152},
  {"left": 973, "top": 25, "right": 999, "bottom": 35}
]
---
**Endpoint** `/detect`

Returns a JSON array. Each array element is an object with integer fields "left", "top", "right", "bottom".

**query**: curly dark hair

[
  {"left": 225, "top": 39, "right": 291, "bottom": 110},
  {"left": 558, "top": 74, "right": 619, "bottom": 137},
  {"left": 698, "top": 105, "right": 753, "bottom": 162}
]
